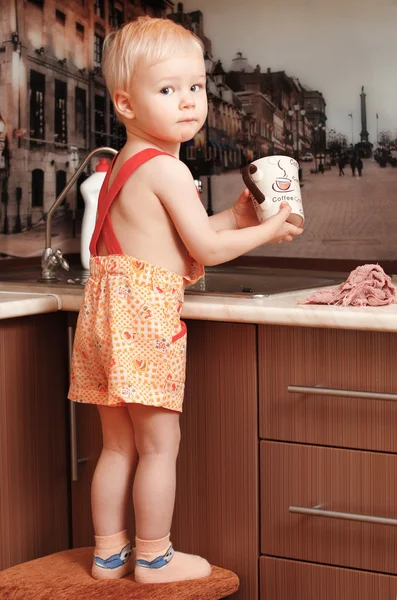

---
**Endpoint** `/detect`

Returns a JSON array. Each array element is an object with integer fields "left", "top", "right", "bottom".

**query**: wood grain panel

[
  {"left": 71, "top": 403, "right": 101, "bottom": 548},
  {"left": 172, "top": 320, "right": 258, "bottom": 600},
  {"left": 0, "top": 314, "right": 70, "bottom": 570},
  {"left": 261, "top": 441, "right": 397, "bottom": 574},
  {"left": 259, "top": 325, "right": 397, "bottom": 452},
  {"left": 261, "top": 556, "right": 397, "bottom": 600}
]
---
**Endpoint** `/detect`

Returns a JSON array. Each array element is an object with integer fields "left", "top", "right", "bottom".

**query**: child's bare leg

[
  {"left": 91, "top": 406, "right": 137, "bottom": 580},
  {"left": 128, "top": 404, "right": 211, "bottom": 584}
]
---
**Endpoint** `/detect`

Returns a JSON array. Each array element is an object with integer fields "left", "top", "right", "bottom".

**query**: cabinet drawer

[
  {"left": 261, "top": 441, "right": 397, "bottom": 574},
  {"left": 259, "top": 325, "right": 397, "bottom": 452},
  {"left": 260, "top": 556, "right": 397, "bottom": 600}
]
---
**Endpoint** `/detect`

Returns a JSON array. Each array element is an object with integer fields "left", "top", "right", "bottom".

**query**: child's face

[{"left": 128, "top": 48, "right": 207, "bottom": 145}]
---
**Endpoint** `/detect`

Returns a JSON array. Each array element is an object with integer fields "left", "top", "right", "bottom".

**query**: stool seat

[{"left": 0, "top": 547, "right": 239, "bottom": 600}]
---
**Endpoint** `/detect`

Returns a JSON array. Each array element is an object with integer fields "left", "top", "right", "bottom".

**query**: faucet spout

[{"left": 41, "top": 146, "right": 118, "bottom": 282}]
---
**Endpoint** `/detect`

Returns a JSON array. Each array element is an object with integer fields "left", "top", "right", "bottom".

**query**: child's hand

[
  {"left": 259, "top": 202, "right": 304, "bottom": 245},
  {"left": 231, "top": 188, "right": 258, "bottom": 229},
  {"left": 231, "top": 192, "right": 303, "bottom": 244}
]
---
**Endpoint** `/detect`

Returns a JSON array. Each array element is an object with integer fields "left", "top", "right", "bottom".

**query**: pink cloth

[{"left": 301, "top": 264, "right": 396, "bottom": 307}]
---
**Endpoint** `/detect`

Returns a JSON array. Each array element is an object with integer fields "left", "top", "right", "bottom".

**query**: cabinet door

[
  {"left": 259, "top": 325, "right": 397, "bottom": 452},
  {"left": 172, "top": 320, "right": 258, "bottom": 600},
  {"left": 261, "top": 441, "right": 397, "bottom": 574},
  {"left": 0, "top": 314, "right": 70, "bottom": 570},
  {"left": 71, "top": 402, "right": 101, "bottom": 548},
  {"left": 70, "top": 318, "right": 259, "bottom": 600},
  {"left": 261, "top": 557, "right": 397, "bottom": 600}
]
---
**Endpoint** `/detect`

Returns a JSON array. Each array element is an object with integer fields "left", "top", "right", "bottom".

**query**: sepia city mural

[{"left": 0, "top": 0, "right": 396, "bottom": 263}]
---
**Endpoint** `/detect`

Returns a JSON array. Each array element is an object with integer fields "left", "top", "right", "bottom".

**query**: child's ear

[{"left": 113, "top": 91, "right": 135, "bottom": 120}]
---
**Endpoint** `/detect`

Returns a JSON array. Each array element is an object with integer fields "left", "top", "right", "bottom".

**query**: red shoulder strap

[{"left": 90, "top": 148, "right": 175, "bottom": 256}]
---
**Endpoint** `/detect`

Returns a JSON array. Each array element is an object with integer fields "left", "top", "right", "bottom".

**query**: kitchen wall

[{"left": 0, "top": 0, "right": 395, "bottom": 263}]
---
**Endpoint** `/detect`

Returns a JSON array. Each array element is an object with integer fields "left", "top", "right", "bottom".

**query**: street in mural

[{"left": 0, "top": 0, "right": 397, "bottom": 261}]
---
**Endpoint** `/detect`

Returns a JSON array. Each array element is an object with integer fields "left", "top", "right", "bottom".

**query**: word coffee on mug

[{"left": 241, "top": 155, "right": 304, "bottom": 227}]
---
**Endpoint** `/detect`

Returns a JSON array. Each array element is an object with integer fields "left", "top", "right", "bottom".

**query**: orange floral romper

[{"left": 68, "top": 149, "right": 204, "bottom": 412}]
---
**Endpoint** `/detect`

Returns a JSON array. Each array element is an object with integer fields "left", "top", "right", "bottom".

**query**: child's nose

[{"left": 180, "top": 93, "right": 196, "bottom": 109}]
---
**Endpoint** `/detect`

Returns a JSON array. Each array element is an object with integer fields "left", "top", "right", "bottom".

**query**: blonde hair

[{"left": 102, "top": 16, "right": 204, "bottom": 99}]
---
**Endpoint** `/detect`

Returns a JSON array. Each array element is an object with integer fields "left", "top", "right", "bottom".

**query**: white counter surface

[
  {"left": 0, "top": 290, "right": 60, "bottom": 319},
  {"left": 1, "top": 279, "right": 397, "bottom": 332}
]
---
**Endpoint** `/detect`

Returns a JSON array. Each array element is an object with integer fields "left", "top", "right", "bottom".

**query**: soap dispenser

[{"left": 80, "top": 158, "right": 110, "bottom": 270}]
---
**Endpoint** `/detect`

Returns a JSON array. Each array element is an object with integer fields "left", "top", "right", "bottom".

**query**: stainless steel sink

[
  {"left": 185, "top": 267, "right": 344, "bottom": 298},
  {"left": 0, "top": 265, "right": 345, "bottom": 297}
]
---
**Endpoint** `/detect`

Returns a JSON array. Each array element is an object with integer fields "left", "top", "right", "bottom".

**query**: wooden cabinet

[
  {"left": 0, "top": 314, "right": 70, "bottom": 571},
  {"left": 173, "top": 320, "right": 258, "bottom": 600},
  {"left": 5, "top": 310, "right": 397, "bottom": 597},
  {"left": 261, "top": 441, "right": 397, "bottom": 574},
  {"left": 260, "top": 557, "right": 397, "bottom": 600},
  {"left": 71, "top": 402, "right": 107, "bottom": 548},
  {"left": 259, "top": 324, "right": 397, "bottom": 599},
  {"left": 67, "top": 311, "right": 102, "bottom": 548},
  {"left": 68, "top": 319, "right": 397, "bottom": 598},
  {"left": 70, "top": 319, "right": 258, "bottom": 600},
  {"left": 259, "top": 325, "right": 397, "bottom": 453}
]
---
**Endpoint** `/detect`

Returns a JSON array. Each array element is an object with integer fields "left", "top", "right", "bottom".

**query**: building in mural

[
  {"left": 226, "top": 57, "right": 327, "bottom": 165},
  {"left": 0, "top": 0, "right": 174, "bottom": 234},
  {"left": 0, "top": 0, "right": 328, "bottom": 237},
  {"left": 303, "top": 88, "right": 327, "bottom": 160}
]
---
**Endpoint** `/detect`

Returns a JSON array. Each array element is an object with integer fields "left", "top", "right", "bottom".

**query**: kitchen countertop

[
  {"left": 0, "top": 290, "right": 61, "bottom": 319},
  {"left": 1, "top": 278, "right": 397, "bottom": 332}
]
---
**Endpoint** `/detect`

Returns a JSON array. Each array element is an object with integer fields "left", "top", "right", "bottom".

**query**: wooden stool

[{"left": 0, "top": 547, "right": 239, "bottom": 600}]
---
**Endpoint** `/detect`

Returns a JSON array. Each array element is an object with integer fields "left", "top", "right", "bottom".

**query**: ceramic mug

[{"left": 241, "top": 155, "right": 304, "bottom": 227}]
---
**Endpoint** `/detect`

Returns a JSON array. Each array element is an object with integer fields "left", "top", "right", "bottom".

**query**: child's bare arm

[
  {"left": 208, "top": 189, "right": 257, "bottom": 232},
  {"left": 153, "top": 157, "right": 303, "bottom": 267},
  {"left": 208, "top": 208, "right": 237, "bottom": 232}
]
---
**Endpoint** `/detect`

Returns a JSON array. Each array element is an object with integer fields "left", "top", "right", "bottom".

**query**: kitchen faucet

[{"left": 40, "top": 146, "right": 118, "bottom": 282}]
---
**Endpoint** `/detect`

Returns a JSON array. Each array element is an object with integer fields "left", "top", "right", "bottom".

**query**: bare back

[{"left": 97, "top": 145, "right": 193, "bottom": 278}]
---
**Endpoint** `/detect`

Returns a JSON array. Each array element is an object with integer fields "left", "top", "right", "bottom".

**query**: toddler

[{"left": 68, "top": 15, "right": 303, "bottom": 585}]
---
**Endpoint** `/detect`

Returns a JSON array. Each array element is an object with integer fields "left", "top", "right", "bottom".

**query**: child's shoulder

[
  {"left": 116, "top": 146, "right": 194, "bottom": 199},
  {"left": 131, "top": 148, "right": 193, "bottom": 184}
]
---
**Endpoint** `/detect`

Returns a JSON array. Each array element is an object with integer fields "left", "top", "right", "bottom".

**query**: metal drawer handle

[
  {"left": 68, "top": 326, "right": 88, "bottom": 482},
  {"left": 288, "top": 385, "right": 397, "bottom": 402},
  {"left": 289, "top": 504, "right": 397, "bottom": 526}
]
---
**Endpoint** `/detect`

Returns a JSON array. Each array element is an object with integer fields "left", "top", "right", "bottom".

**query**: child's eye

[
  {"left": 160, "top": 87, "right": 174, "bottom": 95},
  {"left": 191, "top": 84, "right": 202, "bottom": 92}
]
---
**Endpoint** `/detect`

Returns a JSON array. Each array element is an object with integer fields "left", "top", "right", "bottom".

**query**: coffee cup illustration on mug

[{"left": 241, "top": 155, "right": 305, "bottom": 227}]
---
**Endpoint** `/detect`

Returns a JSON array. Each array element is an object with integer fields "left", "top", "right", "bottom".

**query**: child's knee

[
  {"left": 135, "top": 419, "right": 181, "bottom": 457},
  {"left": 103, "top": 439, "right": 137, "bottom": 461},
  {"left": 99, "top": 406, "right": 137, "bottom": 459},
  {"left": 128, "top": 404, "right": 181, "bottom": 456}
]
